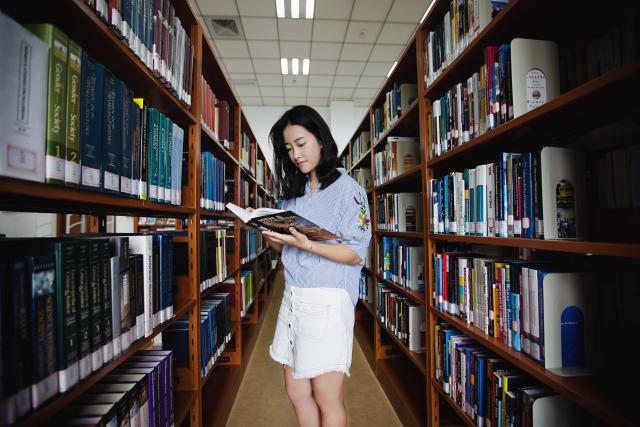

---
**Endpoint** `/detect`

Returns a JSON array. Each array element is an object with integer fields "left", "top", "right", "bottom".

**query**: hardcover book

[{"left": 226, "top": 203, "right": 339, "bottom": 241}]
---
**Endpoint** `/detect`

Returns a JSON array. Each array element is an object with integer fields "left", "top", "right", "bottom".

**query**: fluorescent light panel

[
  {"left": 276, "top": 0, "right": 312, "bottom": 19},
  {"left": 305, "top": 0, "right": 314, "bottom": 18},
  {"left": 291, "top": 0, "right": 299, "bottom": 18},
  {"left": 281, "top": 58, "right": 288, "bottom": 74},
  {"left": 302, "top": 58, "right": 310, "bottom": 75},
  {"left": 292, "top": 58, "right": 299, "bottom": 75},
  {"left": 276, "top": 0, "right": 285, "bottom": 18}
]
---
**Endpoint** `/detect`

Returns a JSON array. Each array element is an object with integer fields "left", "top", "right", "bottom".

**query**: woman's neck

[{"left": 308, "top": 170, "right": 318, "bottom": 193}]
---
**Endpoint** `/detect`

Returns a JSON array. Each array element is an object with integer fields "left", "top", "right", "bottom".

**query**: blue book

[
  {"left": 101, "top": 70, "right": 121, "bottom": 194},
  {"left": 80, "top": 54, "right": 103, "bottom": 191},
  {"left": 521, "top": 153, "right": 535, "bottom": 238}
]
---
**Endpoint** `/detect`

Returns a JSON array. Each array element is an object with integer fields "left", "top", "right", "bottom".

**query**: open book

[{"left": 226, "top": 203, "right": 339, "bottom": 241}]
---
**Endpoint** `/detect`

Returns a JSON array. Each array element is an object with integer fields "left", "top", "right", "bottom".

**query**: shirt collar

[{"left": 304, "top": 168, "right": 346, "bottom": 195}]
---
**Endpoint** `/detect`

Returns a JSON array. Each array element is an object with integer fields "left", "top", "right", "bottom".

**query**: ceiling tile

[
  {"left": 229, "top": 73, "right": 256, "bottom": 80},
  {"left": 239, "top": 96, "right": 263, "bottom": 105},
  {"left": 353, "top": 98, "right": 371, "bottom": 107},
  {"left": 353, "top": 87, "right": 378, "bottom": 98},
  {"left": 377, "top": 22, "right": 416, "bottom": 45},
  {"left": 236, "top": 0, "right": 276, "bottom": 17},
  {"left": 308, "top": 87, "right": 330, "bottom": 97},
  {"left": 316, "top": 0, "right": 354, "bottom": 20},
  {"left": 307, "top": 97, "right": 329, "bottom": 106},
  {"left": 333, "top": 75, "right": 360, "bottom": 88},
  {"left": 263, "top": 97, "right": 285, "bottom": 105},
  {"left": 351, "top": 0, "right": 393, "bottom": 21},
  {"left": 369, "top": 44, "right": 404, "bottom": 61},
  {"left": 330, "top": 87, "right": 355, "bottom": 98},
  {"left": 260, "top": 86, "right": 284, "bottom": 96},
  {"left": 283, "top": 75, "right": 308, "bottom": 86},
  {"left": 247, "top": 40, "right": 280, "bottom": 58},
  {"left": 308, "top": 75, "right": 334, "bottom": 87},
  {"left": 214, "top": 40, "right": 250, "bottom": 58},
  {"left": 363, "top": 61, "right": 394, "bottom": 76},
  {"left": 388, "top": 0, "right": 430, "bottom": 23},
  {"left": 242, "top": 17, "right": 278, "bottom": 40},
  {"left": 358, "top": 76, "right": 385, "bottom": 88},
  {"left": 257, "top": 74, "right": 283, "bottom": 85},
  {"left": 252, "top": 59, "right": 282, "bottom": 74},
  {"left": 311, "top": 60, "right": 338, "bottom": 75},
  {"left": 340, "top": 43, "right": 373, "bottom": 62},
  {"left": 280, "top": 41, "right": 311, "bottom": 58},
  {"left": 345, "top": 21, "right": 383, "bottom": 44},
  {"left": 224, "top": 58, "right": 254, "bottom": 73},
  {"left": 284, "top": 87, "right": 307, "bottom": 97},
  {"left": 285, "top": 97, "right": 307, "bottom": 106},
  {"left": 235, "top": 85, "right": 261, "bottom": 96},
  {"left": 311, "top": 42, "right": 341, "bottom": 60},
  {"left": 336, "top": 61, "right": 366, "bottom": 75},
  {"left": 195, "top": 0, "right": 237, "bottom": 16},
  {"left": 312, "top": 20, "right": 348, "bottom": 42},
  {"left": 279, "top": 19, "right": 313, "bottom": 41}
]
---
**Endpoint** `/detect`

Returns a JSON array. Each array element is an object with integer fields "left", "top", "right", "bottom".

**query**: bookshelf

[
  {"left": 0, "top": 1, "right": 278, "bottom": 426},
  {"left": 340, "top": 1, "right": 640, "bottom": 426}
]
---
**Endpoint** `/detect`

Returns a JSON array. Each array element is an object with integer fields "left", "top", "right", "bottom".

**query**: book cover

[
  {"left": 226, "top": 203, "right": 339, "bottom": 241},
  {"left": 0, "top": 11, "right": 48, "bottom": 183}
]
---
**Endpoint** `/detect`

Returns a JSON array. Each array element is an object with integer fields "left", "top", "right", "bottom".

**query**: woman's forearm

[{"left": 305, "top": 241, "right": 361, "bottom": 265}]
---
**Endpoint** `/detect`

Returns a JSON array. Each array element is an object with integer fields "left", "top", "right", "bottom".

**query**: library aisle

[{"left": 225, "top": 269, "right": 401, "bottom": 427}]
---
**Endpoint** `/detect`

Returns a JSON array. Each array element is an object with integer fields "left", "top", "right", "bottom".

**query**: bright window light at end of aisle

[
  {"left": 291, "top": 0, "right": 300, "bottom": 18},
  {"left": 387, "top": 61, "right": 398, "bottom": 78},
  {"left": 281, "top": 58, "right": 289, "bottom": 74},
  {"left": 276, "top": 0, "right": 285, "bottom": 18},
  {"left": 306, "top": 0, "right": 314, "bottom": 18},
  {"left": 303, "top": 58, "right": 310, "bottom": 75},
  {"left": 292, "top": 58, "right": 299, "bottom": 75}
]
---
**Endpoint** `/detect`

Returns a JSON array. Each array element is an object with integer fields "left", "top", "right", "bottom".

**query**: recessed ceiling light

[
  {"left": 305, "top": 0, "right": 314, "bottom": 19},
  {"left": 281, "top": 58, "right": 289, "bottom": 74},
  {"left": 302, "top": 58, "right": 310, "bottom": 75},
  {"left": 276, "top": 0, "right": 285, "bottom": 18},
  {"left": 291, "top": 0, "right": 299, "bottom": 18},
  {"left": 292, "top": 58, "right": 299, "bottom": 75}
]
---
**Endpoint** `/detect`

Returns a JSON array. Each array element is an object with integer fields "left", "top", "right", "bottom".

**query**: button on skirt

[{"left": 269, "top": 283, "right": 355, "bottom": 379}]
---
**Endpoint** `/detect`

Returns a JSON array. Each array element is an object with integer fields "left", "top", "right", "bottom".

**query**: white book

[
  {"left": 128, "top": 235, "right": 154, "bottom": 337},
  {"left": 540, "top": 147, "right": 587, "bottom": 239},
  {"left": 408, "top": 305, "right": 425, "bottom": 353},
  {"left": 487, "top": 163, "right": 495, "bottom": 236},
  {"left": 396, "top": 193, "right": 422, "bottom": 232},
  {"left": 510, "top": 38, "right": 560, "bottom": 118},
  {"left": 0, "top": 11, "right": 48, "bottom": 182}
]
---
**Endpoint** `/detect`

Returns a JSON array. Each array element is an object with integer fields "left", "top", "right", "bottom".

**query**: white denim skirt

[{"left": 269, "top": 283, "right": 355, "bottom": 379}]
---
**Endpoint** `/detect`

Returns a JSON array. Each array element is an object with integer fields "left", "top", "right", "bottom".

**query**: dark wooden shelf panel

[
  {"left": 427, "top": 59, "right": 640, "bottom": 170},
  {"left": 201, "top": 266, "right": 239, "bottom": 297},
  {"left": 15, "top": 298, "right": 196, "bottom": 427},
  {"left": 174, "top": 390, "right": 197, "bottom": 427},
  {"left": 0, "top": 177, "right": 195, "bottom": 216},
  {"left": 376, "top": 275, "right": 426, "bottom": 305},
  {"left": 348, "top": 148, "right": 372, "bottom": 173},
  {"left": 431, "top": 307, "right": 638, "bottom": 426},
  {"left": 358, "top": 299, "right": 376, "bottom": 317},
  {"left": 199, "top": 209, "right": 236, "bottom": 219},
  {"left": 376, "top": 230, "right": 424, "bottom": 239},
  {"left": 201, "top": 364, "right": 242, "bottom": 427},
  {"left": 240, "top": 165, "right": 257, "bottom": 184},
  {"left": 374, "top": 164, "right": 422, "bottom": 192},
  {"left": 354, "top": 314, "right": 376, "bottom": 372},
  {"left": 378, "top": 319, "right": 427, "bottom": 376},
  {"left": 377, "top": 357, "right": 426, "bottom": 427},
  {"left": 373, "top": 100, "right": 420, "bottom": 148},
  {"left": 429, "top": 233, "right": 640, "bottom": 258},
  {"left": 201, "top": 125, "right": 239, "bottom": 166},
  {"left": 430, "top": 378, "right": 475, "bottom": 427}
]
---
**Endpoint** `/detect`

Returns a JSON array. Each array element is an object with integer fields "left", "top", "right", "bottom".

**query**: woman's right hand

[
  {"left": 262, "top": 231, "right": 283, "bottom": 252},
  {"left": 246, "top": 207, "right": 255, "bottom": 213}
]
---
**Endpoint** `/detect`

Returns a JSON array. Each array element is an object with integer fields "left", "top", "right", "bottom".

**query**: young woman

[{"left": 264, "top": 105, "right": 371, "bottom": 427}]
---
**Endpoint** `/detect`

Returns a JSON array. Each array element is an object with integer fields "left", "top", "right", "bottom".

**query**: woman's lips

[{"left": 296, "top": 160, "right": 306, "bottom": 167}]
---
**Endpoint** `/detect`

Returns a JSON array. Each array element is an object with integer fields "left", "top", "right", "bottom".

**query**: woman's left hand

[{"left": 262, "top": 227, "right": 312, "bottom": 251}]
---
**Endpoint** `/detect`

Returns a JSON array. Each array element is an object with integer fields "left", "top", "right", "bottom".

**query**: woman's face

[{"left": 283, "top": 124, "right": 322, "bottom": 175}]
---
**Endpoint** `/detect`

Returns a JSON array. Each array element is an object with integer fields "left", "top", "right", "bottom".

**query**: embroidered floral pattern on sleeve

[{"left": 354, "top": 192, "right": 370, "bottom": 231}]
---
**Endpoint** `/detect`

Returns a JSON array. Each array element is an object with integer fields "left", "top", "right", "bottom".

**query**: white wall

[{"left": 242, "top": 104, "right": 368, "bottom": 173}]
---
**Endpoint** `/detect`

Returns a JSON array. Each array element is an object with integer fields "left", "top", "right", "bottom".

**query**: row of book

[
  {"left": 376, "top": 192, "right": 424, "bottom": 232},
  {"left": 239, "top": 178, "right": 254, "bottom": 209},
  {"left": 377, "top": 284, "right": 426, "bottom": 353},
  {"left": 349, "top": 131, "right": 371, "bottom": 169},
  {"left": 429, "top": 147, "right": 587, "bottom": 240},
  {"left": 352, "top": 168, "right": 373, "bottom": 191},
  {"left": 372, "top": 83, "right": 418, "bottom": 142},
  {"left": 240, "top": 229, "right": 262, "bottom": 265},
  {"left": 423, "top": 0, "right": 509, "bottom": 87},
  {"left": 379, "top": 236, "right": 424, "bottom": 292},
  {"left": 201, "top": 152, "right": 228, "bottom": 211},
  {"left": 0, "top": 234, "right": 175, "bottom": 422},
  {"left": 359, "top": 271, "right": 374, "bottom": 306},
  {"left": 256, "top": 159, "right": 265, "bottom": 187},
  {"left": 373, "top": 137, "right": 420, "bottom": 186},
  {"left": 434, "top": 324, "right": 587, "bottom": 427},
  {"left": 199, "top": 228, "right": 229, "bottom": 292},
  {"left": 432, "top": 253, "right": 601, "bottom": 373},
  {"left": 201, "top": 77, "right": 232, "bottom": 147},
  {"left": 200, "top": 293, "right": 233, "bottom": 378},
  {"left": 87, "top": 0, "right": 195, "bottom": 106},
  {"left": 56, "top": 349, "right": 175, "bottom": 427},
  {"left": 240, "top": 269, "right": 255, "bottom": 317},
  {"left": 428, "top": 39, "right": 560, "bottom": 158},
  {"left": 240, "top": 132, "right": 257, "bottom": 175}
]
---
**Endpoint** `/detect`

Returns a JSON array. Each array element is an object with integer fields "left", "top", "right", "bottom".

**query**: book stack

[{"left": 377, "top": 284, "right": 425, "bottom": 353}]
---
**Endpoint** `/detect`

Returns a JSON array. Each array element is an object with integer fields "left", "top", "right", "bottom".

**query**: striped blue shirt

[{"left": 281, "top": 168, "right": 372, "bottom": 305}]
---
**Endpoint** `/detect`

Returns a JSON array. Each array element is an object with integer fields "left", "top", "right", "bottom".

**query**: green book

[
  {"left": 65, "top": 39, "right": 82, "bottom": 187},
  {"left": 76, "top": 240, "right": 92, "bottom": 380},
  {"left": 28, "top": 24, "right": 68, "bottom": 185},
  {"left": 158, "top": 112, "right": 166, "bottom": 203},
  {"left": 165, "top": 117, "right": 173, "bottom": 204}
]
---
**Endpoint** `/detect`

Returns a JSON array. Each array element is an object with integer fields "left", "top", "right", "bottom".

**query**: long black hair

[{"left": 270, "top": 105, "right": 341, "bottom": 199}]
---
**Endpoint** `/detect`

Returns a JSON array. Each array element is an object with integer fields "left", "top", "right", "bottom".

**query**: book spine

[
  {"left": 121, "top": 87, "right": 133, "bottom": 195},
  {"left": 158, "top": 112, "right": 166, "bottom": 203},
  {"left": 88, "top": 240, "right": 104, "bottom": 371},
  {"left": 76, "top": 241, "right": 92, "bottom": 380},
  {"left": 100, "top": 239, "right": 114, "bottom": 363},
  {"left": 80, "top": 55, "right": 103, "bottom": 191},
  {"left": 102, "top": 71, "right": 121, "bottom": 194},
  {"left": 148, "top": 107, "right": 159, "bottom": 202},
  {"left": 65, "top": 40, "right": 82, "bottom": 187},
  {"left": 55, "top": 241, "right": 79, "bottom": 392}
]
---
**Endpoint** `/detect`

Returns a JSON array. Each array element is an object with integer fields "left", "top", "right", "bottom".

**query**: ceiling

[{"left": 192, "top": 0, "right": 429, "bottom": 108}]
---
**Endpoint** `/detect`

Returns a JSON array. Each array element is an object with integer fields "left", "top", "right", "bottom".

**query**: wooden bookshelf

[
  {"left": 374, "top": 164, "right": 422, "bottom": 192},
  {"left": 377, "top": 276, "right": 426, "bottom": 305},
  {"left": 0, "top": 1, "right": 278, "bottom": 425}
]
